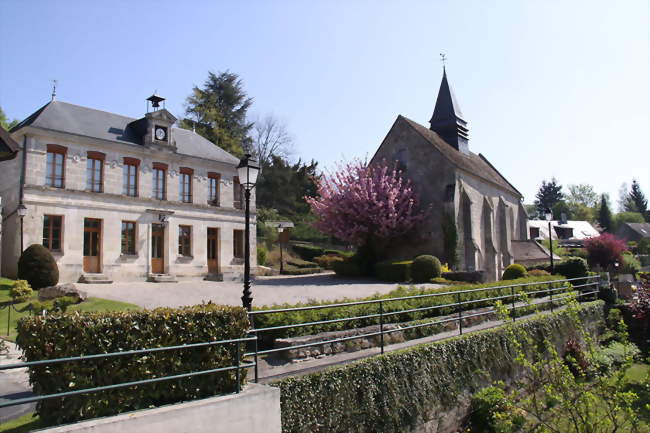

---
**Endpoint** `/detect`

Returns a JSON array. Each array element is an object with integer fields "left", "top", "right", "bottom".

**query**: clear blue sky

[{"left": 1, "top": 0, "right": 648, "bottom": 208}]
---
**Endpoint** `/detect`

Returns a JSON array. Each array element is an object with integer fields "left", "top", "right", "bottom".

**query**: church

[{"left": 370, "top": 68, "right": 529, "bottom": 281}]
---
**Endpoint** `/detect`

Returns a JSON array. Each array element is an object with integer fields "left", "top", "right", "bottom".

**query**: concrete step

[
  {"left": 220, "top": 272, "right": 244, "bottom": 282},
  {"left": 78, "top": 274, "right": 113, "bottom": 284},
  {"left": 204, "top": 273, "right": 223, "bottom": 282},
  {"left": 147, "top": 274, "right": 178, "bottom": 283}
]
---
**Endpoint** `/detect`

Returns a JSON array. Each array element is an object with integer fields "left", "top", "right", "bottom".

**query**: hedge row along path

[{"left": 253, "top": 292, "right": 594, "bottom": 383}]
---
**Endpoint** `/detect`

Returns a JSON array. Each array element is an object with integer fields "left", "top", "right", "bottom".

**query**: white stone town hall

[{"left": 0, "top": 95, "right": 256, "bottom": 283}]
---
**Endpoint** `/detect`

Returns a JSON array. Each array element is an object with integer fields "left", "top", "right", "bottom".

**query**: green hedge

[
  {"left": 291, "top": 244, "right": 326, "bottom": 261},
  {"left": 374, "top": 260, "right": 412, "bottom": 282},
  {"left": 16, "top": 304, "right": 249, "bottom": 426},
  {"left": 254, "top": 276, "right": 569, "bottom": 341},
  {"left": 273, "top": 301, "right": 605, "bottom": 433},
  {"left": 281, "top": 266, "right": 322, "bottom": 275},
  {"left": 332, "top": 260, "right": 363, "bottom": 277}
]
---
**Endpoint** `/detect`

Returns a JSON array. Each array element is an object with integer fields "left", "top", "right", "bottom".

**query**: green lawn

[
  {"left": 0, "top": 279, "right": 140, "bottom": 341},
  {"left": 0, "top": 413, "right": 42, "bottom": 433}
]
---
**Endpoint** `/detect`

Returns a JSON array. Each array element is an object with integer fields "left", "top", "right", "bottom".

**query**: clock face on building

[{"left": 155, "top": 127, "right": 167, "bottom": 141}]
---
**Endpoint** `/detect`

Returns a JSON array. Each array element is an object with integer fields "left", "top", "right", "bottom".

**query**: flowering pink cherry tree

[{"left": 306, "top": 159, "right": 426, "bottom": 249}]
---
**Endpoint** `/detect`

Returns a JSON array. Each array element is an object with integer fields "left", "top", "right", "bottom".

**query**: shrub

[
  {"left": 332, "top": 260, "right": 363, "bottom": 277},
  {"left": 291, "top": 244, "right": 325, "bottom": 261},
  {"left": 620, "top": 253, "right": 641, "bottom": 274},
  {"left": 9, "top": 280, "right": 33, "bottom": 303},
  {"left": 286, "top": 258, "right": 319, "bottom": 269},
  {"left": 374, "top": 260, "right": 412, "bottom": 282},
  {"left": 257, "top": 245, "right": 268, "bottom": 266},
  {"left": 273, "top": 302, "right": 604, "bottom": 433},
  {"left": 281, "top": 265, "right": 322, "bottom": 275},
  {"left": 17, "top": 244, "right": 59, "bottom": 289},
  {"left": 554, "top": 257, "right": 589, "bottom": 279},
  {"left": 16, "top": 304, "right": 249, "bottom": 426},
  {"left": 501, "top": 264, "right": 527, "bottom": 280},
  {"left": 584, "top": 233, "right": 627, "bottom": 270},
  {"left": 528, "top": 269, "right": 550, "bottom": 277},
  {"left": 410, "top": 255, "right": 442, "bottom": 283},
  {"left": 313, "top": 254, "right": 344, "bottom": 270},
  {"left": 469, "top": 384, "right": 525, "bottom": 433}
]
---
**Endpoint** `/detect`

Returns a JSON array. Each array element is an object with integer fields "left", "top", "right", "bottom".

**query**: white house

[
  {"left": 527, "top": 220, "right": 599, "bottom": 242},
  {"left": 0, "top": 95, "right": 256, "bottom": 283}
]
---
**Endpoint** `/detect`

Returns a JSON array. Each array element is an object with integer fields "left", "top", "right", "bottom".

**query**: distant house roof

[
  {"left": 0, "top": 126, "right": 19, "bottom": 161},
  {"left": 527, "top": 220, "right": 599, "bottom": 240},
  {"left": 10, "top": 100, "right": 240, "bottom": 165},
  {"left": 512, "top": 240, "right": 561, "bottom": 264},
  {"left": 620, "top": 222, "right": 650, "bottom": 239},
  {"left": 396, "top": 115, "right": 521, "bottom": 197}
]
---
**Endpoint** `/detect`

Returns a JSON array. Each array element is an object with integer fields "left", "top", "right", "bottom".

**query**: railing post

[
  {"left": 249, "top": 314, "right": 259, "bottom": 384},
  {"left": 550, "top": 282, "right": 554, "bottom": 312},
  {"left": 379, "top": 301, "right": 384, "bottom": 354},
  {"left": 456, "top": 292, "right": 463, "bottom": 335},
  {"left": 511, "top": 286, "right": 516, "bottom": 321},
  {"left": 7, "top": 304, "right": 11, "bottom": 337},
  {"left": 235, "top": 341, "right": 241, "bottom": 394}
]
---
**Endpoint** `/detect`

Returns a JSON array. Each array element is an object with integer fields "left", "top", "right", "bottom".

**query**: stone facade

[
  {"left": 370, "top": 72, "right": 528, "bottom": 281},
  {"left": 0, "top": 100, "right": 256, "bottom": 283}
]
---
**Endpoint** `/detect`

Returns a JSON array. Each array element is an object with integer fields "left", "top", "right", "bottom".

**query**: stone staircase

[
  {"left": 147, "top": 274, "right": 178, "bottom": 283},
  {"left": 78, "top": 273, "right": 113, "bottom": 284}
]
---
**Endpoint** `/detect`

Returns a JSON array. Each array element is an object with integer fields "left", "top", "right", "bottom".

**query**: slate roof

[
  {"left": 0, "top": 126, "right": 19, "bottom": 161},
  {"left": 398, "top": 115, "right": 522, "bottom": 197},
  {"left": 512, "top": 240, "right": 561, "bottom": 263},
  {"left": 623, "top": 222, "right": 650, "bottom": 238},
  {"left": 11, "top": 101, "right": 240, "bottom": 165}
]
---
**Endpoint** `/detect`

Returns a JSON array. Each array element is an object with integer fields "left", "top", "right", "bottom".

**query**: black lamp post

[
  {"left": 237, "top": 154, "right": 260, "bottom": 311},
  {"left": 17, "top": 203, "right": 28, "bottom": 253},
  {"left": 545, "top": 209, "right": 554, "bottom": 274}
]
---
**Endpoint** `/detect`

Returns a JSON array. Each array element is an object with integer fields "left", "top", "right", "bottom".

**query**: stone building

[
  {"left": 0, "top": 95, "right": 255, "bottom": 283},
  {"left": 370, "top": 69, "right": 528, "bottom": 281}
]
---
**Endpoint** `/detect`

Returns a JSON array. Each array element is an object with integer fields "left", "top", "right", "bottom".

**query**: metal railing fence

[{"left": 246, "top": 275, "right": 601, "bottom": 382}]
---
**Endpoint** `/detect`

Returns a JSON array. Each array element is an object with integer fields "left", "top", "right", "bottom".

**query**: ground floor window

[
  {"left": 42, "top": 215, "right": 63, "bottom": 252},
  {"left": 233, "top": 229, "right": 244, "bottom": 259},
  {"left": 178, "top": 225, "right": 192, "bottom": 257},
  {"left": 121, "top": 221, "right": 137, "bottom": 255}
]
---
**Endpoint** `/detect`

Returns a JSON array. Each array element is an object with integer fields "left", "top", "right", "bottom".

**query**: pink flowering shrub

[
  {"left": 306, "top": 159, "right": 427, "bottom": 248},
  {"left": 583, "top": 233, "right": 627, "bottom": 270}
]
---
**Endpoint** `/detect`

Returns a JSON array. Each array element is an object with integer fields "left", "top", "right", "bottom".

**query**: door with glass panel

[
  {"left": 83, "top": 218, "right": 102, "bottom": 273},
  {"left": 151, "top": 223, "right": 165, "bottom": 274},
  {"left": 207, "top": 228, "right": 219, "bottom": 274}
]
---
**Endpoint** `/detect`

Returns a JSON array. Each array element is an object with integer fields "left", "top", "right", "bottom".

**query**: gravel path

[{"left": 82, "top": 273, "right": 443, "bottom": 309}]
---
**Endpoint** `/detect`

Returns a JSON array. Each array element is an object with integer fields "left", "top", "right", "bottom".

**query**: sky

[{"left": 1, "top": 0, "right": 648, "bottom": 209}]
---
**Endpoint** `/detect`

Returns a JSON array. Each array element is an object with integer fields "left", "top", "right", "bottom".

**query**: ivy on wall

[{"left": 273, "top": 302, "right": 605, "bottom": 433}]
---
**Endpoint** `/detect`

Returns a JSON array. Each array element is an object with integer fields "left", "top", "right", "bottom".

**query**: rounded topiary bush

[
  {"left": 411, "top": 255, "right": 442, "bottom": 283},
  {"left": 555, "top": 256, "right": 589, "bottom": 279},
  {"left": 18, "top": 244, "right": 59, "bottom": 289},
  {"left": 502, "top": 264, "right": 527, "bottom": 280}
]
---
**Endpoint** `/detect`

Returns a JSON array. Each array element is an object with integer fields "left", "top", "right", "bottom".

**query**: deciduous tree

[
  {"left": 584, "top": 233, "right": 627, "bottom": 270},
  {"left": 0, "top": 106, "right": 18, "bottom": 131},
  {"left": 251, "top": 114, "right": 294, "bottom": 167},
  {"left": 306, "top": 160, "right": 427, "bottom": 250}
]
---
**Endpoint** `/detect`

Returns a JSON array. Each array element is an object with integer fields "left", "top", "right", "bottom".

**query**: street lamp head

[
  {"left": 277, "top": 227, "right": 284, "bottom": 233},
  {"left": 17, "top": 204, "right": 28, "bottom": 217},
  {"left": 544, "top": 209, "right": 553, "bottom": 221},
  {"left": 237, "top": 154, "right": 260, "bottom": 190}
]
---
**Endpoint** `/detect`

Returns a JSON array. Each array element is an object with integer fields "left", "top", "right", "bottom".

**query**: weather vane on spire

[
  {"left": 51, "top": 80, "right": 57, "bottom": 101},
  {"left": 440, "top": 53, "right": 447, "bottom": 69}
]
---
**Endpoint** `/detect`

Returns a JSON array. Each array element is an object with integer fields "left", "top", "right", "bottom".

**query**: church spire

[{"left": 429, "top": 67, "right": 469, "bottom": 154}]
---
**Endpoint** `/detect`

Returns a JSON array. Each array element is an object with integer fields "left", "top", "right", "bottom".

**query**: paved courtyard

[{"left": 82, "top": 273, "right": 443, "bottom": 309}]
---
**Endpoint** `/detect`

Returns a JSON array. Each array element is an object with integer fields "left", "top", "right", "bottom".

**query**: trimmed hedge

[
  {"left": 313, "top": 254, "right": 345, "bottom": 270},
  {"left": 501, "top": 264, "right": 527, "bottom": 280},
  {"left": 286, "top": 258, "right": 320, "bottom": 268},
  {"left": 273, "top": 301, "right": 605, "bottom": 433},
  {"left": 555, "top": 256, "right": 589, "bottom": 279},
  {"left": 254, "top": 276, "right": 569, "bottom": 341},
  {"left": 17, "top": 244, "right": 59, "bottom": 289},
  {"left": 411, "top": 255, "right": 442, "bottom": 283},
  {"left": 291, "top": 244, "right": 325, "bottom": 261},
  {"left": 16, "top": 304, "right": 249, "bottom": 426},
  {"left": 375, "top": 260, "right": 412, "bottom": 282},
  {"left": 332, "top": 260, "right": 363, "bottom": 277},
  {"left": 281, "top": 265, "right": 322, "bottom": 275}
]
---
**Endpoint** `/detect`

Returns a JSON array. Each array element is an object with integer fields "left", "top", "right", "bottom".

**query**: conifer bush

[
  {"left": 411, "top": 255, "right": 442, "bottom": 283},
  {"left": 17, "top": 244, "right": 59, "bottom": 289},
  {"left": 501, "top": 264, "right": 527, "bottom": 280}
]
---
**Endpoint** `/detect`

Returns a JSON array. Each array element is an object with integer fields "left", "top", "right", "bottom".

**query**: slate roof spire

[{"left": 429, "top": 67, "right": 469, "bottom": 154}]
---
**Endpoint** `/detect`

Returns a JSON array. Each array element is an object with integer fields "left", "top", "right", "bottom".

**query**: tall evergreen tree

[
  {"left": 598, "top": 194, "right": 613, "bottom": 232},
  {"left": 180, "top": 71, "right": 253, "bottom": 157},
  {"left": 534, "top": 178, "right": 564, "bottom": 218},
  {"left": 628, "top": 179, "right": 649, "bottom": 221}
]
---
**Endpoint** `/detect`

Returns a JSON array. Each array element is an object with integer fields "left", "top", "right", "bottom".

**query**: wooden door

[
  {"left": 207, "top": 228, "right": 219, "bottom": 273},
  {"left": 83, "top": 218, "right": 102, "bottom": 273},
  {"left": 151, "top": 223, "right": 165, "bottom": 274}
]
